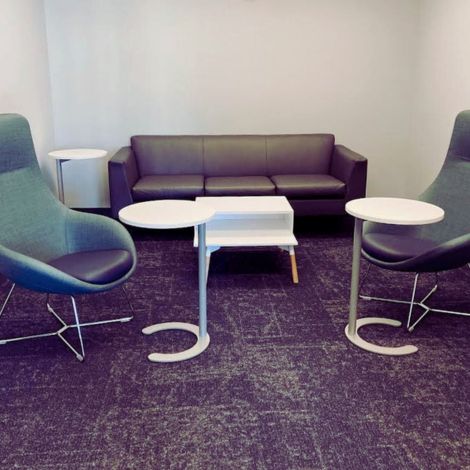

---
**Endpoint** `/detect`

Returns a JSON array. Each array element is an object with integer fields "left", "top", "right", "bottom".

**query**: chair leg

[
  {"left": 41, "top": 295, "right": 85, "bottom": 362},
  {"left": 361, "top": 269, "right": 470, "bottom": 332},
  {"left": 0, "top": 283, "right": 15, "bottom": 318},
  {"left": 405, "top": 273, "right": 419, "bottom": 329},
  {"left": 0, "top": 284, "right": 133, "bottom": 361}
]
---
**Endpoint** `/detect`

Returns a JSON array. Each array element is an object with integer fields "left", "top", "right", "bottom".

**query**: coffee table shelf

[
  {"left": 196, "top": 218, "right": 297, "bottom": 247},
  {"left": 194, "top": 196, "right": 299, "bottom": 283}
]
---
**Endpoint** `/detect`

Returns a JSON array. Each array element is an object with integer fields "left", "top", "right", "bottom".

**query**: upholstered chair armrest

[
  {"left": 0, "top": 244, "right": 110, "bottom": 295},
  {"left": 330, "top": 145, "right": 368, "bottom": 201},
  {"left": 65, "top": 210, "right": 137, "bottom": 259},
  {"left": 108, "top": 146, "right": 139, "bottom": 218}
]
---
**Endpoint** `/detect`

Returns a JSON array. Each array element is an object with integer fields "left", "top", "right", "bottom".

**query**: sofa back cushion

[
  {"left": 203, "top": 135, "right": 267, "bottom": 176},
  {"left": 266, "top": 134, "right": 334, "bottom": 175},
  {"left": 131, "top": 136, "right": 203, "bottom": 176}
]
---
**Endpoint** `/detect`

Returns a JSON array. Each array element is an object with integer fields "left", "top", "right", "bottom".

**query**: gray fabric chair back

[
  {"left": 418, "top": 110, "right": 470, "bottom": 242},
  {"left": 365, "top": 110, "right": 470, "bottom": 244},
  {"left": 0, "top": 114, "right": 67, "bottom": 261}
]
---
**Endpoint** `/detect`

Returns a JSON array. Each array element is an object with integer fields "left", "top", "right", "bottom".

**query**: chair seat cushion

[
  {"left": 205, "top": 176, "right": 275, "bottom": 196},
  {"left": 132, "top": 174, "right": 204, "bottom": 201},
  {"left": 271, "top": 174, "right": 346, "bottom": 198},
  {"left": 48, "top": 249, "right": 133, "bottom": 284},
  {"left": 362, "top": 233, "right": 440, "bottom": 262}
]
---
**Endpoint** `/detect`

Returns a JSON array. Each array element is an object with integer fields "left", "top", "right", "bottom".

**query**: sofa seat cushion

[
  {"left": 48, "top": 250, "right": 133, "bottom": 284},
  {"left": 271, "top": 174, "right": 346, "bottom": 198},
  {"left": 205, "top": 176, "right": 275, "bottom": 196},
  {"left": 132, "top": 174, "right": 204, "bottom": 200},
  {"left": 362, "top": 233, "right": 439, "bottom": 262}
]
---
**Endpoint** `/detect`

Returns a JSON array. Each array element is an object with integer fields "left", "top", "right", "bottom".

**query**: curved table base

[
  {"left": 345, "top": 317, "right": 418, "bottom": 356},
  {"left": 142, "top": 322, "right": 210, "bottom": 363}
]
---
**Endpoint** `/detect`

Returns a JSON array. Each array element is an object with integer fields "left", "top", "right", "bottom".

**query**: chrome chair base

[
  {"left": 0, "top": 283, "right": 133, "bottom": 361},
  {"left": 360, "top": 271, "right": 470, "bottom": 332}
]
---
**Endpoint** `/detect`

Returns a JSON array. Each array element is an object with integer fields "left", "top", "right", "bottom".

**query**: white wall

[
  {"left": 407, "top": 0, "right": 470, "bottom": 196},
  {"left": 44, "top": 0, "right": 419, "bottom": 207},
  {"left": 0, "top": 0, "right": 55, "bottom": 187}
]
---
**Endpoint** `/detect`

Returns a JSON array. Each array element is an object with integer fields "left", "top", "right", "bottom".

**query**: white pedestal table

[
  {"left": 48, "top": 148, "right": 107, "bottom": 204},
  {"left": 119, "top": 200, "right": 215, "bottom": 362},
  {"left": 345, "top": 197, "right": 444, "bottom": 356}
]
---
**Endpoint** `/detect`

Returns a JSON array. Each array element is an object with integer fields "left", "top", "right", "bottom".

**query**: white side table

[
  {"left": 119, "top": 200, "right": 215, "bottom": 363},
  {"left": 48, "top": 148, "right": 107, "bottom": 204},
  {"left": 345, "top": 197, "right": 444, "bottom": 356}
]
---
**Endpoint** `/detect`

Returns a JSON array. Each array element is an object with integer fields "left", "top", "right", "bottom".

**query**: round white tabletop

[
  {"left": 48, "top": 148, "right": 107, "bottom": 160},
  {"left": 119, "top": 200, "right": 216, "bottom": 229},
  {"left": 345, "top": 197, "right": 444, "bottom": 225},
  {"left": 119, "top": 199, "right": 216, "bottom": 363}
]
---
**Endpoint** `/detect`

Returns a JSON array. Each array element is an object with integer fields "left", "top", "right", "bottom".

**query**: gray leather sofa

[{"left": 109, "top": 134, "right": 367, "bottom": 218}]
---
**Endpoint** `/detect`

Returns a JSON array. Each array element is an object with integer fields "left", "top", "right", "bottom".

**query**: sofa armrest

[
  {"left": 108, "top": 146, "right": 139, "bottom": 218},
  {"left": 330, "top": 145, "right": 368, "bottom": 201}
]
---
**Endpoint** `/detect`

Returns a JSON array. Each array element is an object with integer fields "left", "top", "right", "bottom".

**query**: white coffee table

[
  {"left": 345, "top": 197, "right": 445, "bottom": 355},
  {"left": 119, "top": 200, "right": 215, "bottom": 363},
  {"left": 48, "top": 148, "right": 107, "bottom": 204},
  {"left": 194, "top": 196, "right": 299, "bottom": 283}
]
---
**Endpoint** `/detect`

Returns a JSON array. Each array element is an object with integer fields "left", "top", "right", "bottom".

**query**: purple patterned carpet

[{"left": 0, "top": 217, "right": 469, "bottom": 469}]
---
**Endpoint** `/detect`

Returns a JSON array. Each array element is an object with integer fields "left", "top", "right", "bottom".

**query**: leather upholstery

[
  {"left": 266, "top": 134, "right": 334, "bottom": 175},
  {"left": 330, "top": 145, "right": 368, "bottom": 201},
  {"left": 132, "top": 136, "right": 203, "bottom": 176},
  {"left": 109, "top": 146, "right": 139, "bottom": 218},
  {"left": 362, "top": 233, "right": 439, "bottom": 262},
  {"left": 203, "top": 136, "right": 267, "bottom": 176},
  {"left": 205, "top": 176, "right": 275, "bottom": 196},
  {"left": 132, "top": 174, "right": 204, "bottom": 200},
  {"left": 271, "top": 174, "right": 345, "bottom": 198},
  {"left": 48, "top": 249, "right": 134, "bottom": 285},
  {"left": 109, "top": 133, "right": 368, "bottom": 217}
]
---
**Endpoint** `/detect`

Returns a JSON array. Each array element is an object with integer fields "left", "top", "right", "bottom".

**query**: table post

[
  {"left": 347, "top": 218, "right": 363, "bottom": 336},
  {"left": 198, "top": 223, "right": 207, "bottom": 338},
  {"left": 55, "top": 159, "right": 65, "bottom": 203}
]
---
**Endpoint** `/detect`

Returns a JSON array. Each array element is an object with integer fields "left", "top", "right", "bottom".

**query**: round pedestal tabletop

[
  {"left": 119, "top": 200, "right": 215, "bottom": 230},
  {"left": 119, "top": 200, "right": 216, "bottom": 363},
  {"left": 346, "top": 197, "right": 444, "bottom": 225},
  {"left": 48, "top": 148, "right": 108, "bottom": 160},
  {"left": 344, "top": 197, "right": 444, "bottom": 356}
]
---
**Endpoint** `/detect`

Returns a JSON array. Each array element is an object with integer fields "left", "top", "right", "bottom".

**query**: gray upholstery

[
  {"left": 266, "top": 134, "right": 334, "bottom": 175},
  {"left": 362, "top": 234, "right": 439, "bottom": 262},
  {"left": 330, "top": 145, "right": 368, "bottom": 203},
  {"left": 203, "top": 135, "right": 267, "bottom": 176},
  {"left": 205, "top": 176, "right": 275, "bottom": 196},
  {"left": 271, "top": 174, "right": 345, "bottom": 198},
  {"left": 132, "top": 174, "right": 204, "bottom": 200},
  {"left": 48, "top": 249, "right": 133, "bottom": 284},
  {"left": 108, "top": 146, "right": 138, "bottom": 219},
  {"left": 109, "top": 133, "right": 367, "bottom": 218},
  {"left": 362, "top": 110, "right": 470, "bottom": 273},
  {"left": 132, "top": 136, "right": 204, "bottom": 176},
  {"left": 0, "top": 113, "right": 137, "bottom": 295}
]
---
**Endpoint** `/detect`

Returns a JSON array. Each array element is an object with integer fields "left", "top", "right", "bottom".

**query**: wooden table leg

[{"left": 289, "top": 246, "right": 299, "bottom": 284}]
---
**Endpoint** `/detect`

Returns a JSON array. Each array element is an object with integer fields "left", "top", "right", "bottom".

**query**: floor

[{"left": 0, "top": 217, "right": 469, "bottom": 469}]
